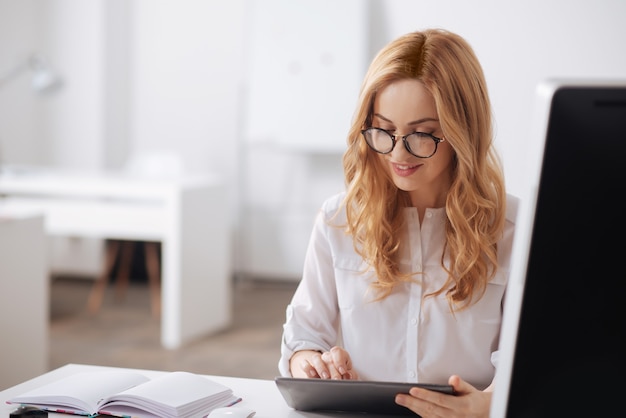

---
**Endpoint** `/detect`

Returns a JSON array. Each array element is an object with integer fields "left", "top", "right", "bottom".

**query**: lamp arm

[{"left": 0, "top": 60, "right": 30, "bottom": 89}]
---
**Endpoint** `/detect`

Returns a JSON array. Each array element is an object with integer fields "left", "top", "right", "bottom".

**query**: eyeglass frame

[{"left": 361, "top": 127, "right": 445, "bottom": 159}]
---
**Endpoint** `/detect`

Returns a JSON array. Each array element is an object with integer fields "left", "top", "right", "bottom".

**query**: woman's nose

[{"left": 390, "top": 137, "right": 411, "bottom": 158}]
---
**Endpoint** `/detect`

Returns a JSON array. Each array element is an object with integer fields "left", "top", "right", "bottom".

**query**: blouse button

[
  {"left": 426, "top": 211, "right": 433, "bottom": 218},
  {"left": 411, "top": 318, "right": 418, "bottom": 326},
  {"left": 416, "top": 263, "right": 422, "bottom": 271},
  {"left": 409, "top": 370, "right": 416, "bottom": 379}
]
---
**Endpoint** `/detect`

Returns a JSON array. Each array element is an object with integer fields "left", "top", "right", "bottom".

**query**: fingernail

[
  {"left": 308, "top": 369, "right": 317, "bottom": 377},
  {"left": 338, "top": 366, "right": 346, "bottom": 374},
  {"left": 321, "top": 371, "right": 330, "bottom": 379}
]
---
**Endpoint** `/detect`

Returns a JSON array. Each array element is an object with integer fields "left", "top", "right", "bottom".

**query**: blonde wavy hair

[{"left": 341, "top": 29, "right": 506, "bottom": 310}]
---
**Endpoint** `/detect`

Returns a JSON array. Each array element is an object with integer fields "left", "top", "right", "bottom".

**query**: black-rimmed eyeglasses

[{"left": 361, "top": 127, "right": 445, "bottom": 159}]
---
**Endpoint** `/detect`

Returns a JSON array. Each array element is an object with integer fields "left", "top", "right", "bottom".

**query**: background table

[{"left": 0, "top": 166, "right": 231, "bottom": 349}]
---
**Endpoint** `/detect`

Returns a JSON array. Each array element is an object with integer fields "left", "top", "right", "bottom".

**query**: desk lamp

[{"left": 0, "top": 54, "right": 63, "bottom": 94}]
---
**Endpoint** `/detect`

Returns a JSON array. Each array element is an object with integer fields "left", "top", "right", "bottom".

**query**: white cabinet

[{"left": 0, "top": 212, "right": 47, "bottom": 390}]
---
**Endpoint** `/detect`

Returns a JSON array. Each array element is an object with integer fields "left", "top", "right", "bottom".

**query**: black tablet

[{"left": 275, "top": 376, "right": 455, "bottom": 416}]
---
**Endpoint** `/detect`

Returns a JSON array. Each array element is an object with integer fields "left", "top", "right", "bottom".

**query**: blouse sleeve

[{"left": 278, "top": 201, "right": 342, "bottom": 376}]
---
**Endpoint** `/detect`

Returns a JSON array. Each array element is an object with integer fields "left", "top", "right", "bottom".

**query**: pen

[{"left": 226, "top": 397, "right": 243, "bottom": 407}]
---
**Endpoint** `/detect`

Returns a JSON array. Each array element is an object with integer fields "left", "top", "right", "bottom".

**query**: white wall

[
  {"left": 40, "top": 0, "right": 107, "bottom": 169},
  {"left": 130, "top": 0, "right": 246, "bottom": 177},
  {"left": 1, "top": 0, "right": 625, "bottom": 280},
  {"left": 0, "top": 0, "right": 44, "bottom": 165}
]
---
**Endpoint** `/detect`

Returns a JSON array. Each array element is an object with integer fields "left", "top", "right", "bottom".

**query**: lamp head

[{"left": 28, "top": 55, "right": 62, "bottom": 94}]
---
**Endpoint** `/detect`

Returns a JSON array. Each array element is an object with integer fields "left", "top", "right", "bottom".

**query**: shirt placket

[{"left": 405, "top": 208, "right": 423, "bottom": 382}]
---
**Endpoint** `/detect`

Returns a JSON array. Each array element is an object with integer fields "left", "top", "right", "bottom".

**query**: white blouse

[{"left": 279, "top": 192, "right": 518, "bottom": 390}]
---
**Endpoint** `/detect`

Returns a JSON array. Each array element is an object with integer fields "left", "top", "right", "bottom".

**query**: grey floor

[{"left": 49, "top": 275, "right": 298, "bottom": 380}]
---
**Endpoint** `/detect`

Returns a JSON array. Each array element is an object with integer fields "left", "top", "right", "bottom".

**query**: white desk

[
  {"left": 0, "top": 364, "right": 394, "bottom": 417},
  {"left": 0, "top": 166, "right": 232, "bottom": 349}
]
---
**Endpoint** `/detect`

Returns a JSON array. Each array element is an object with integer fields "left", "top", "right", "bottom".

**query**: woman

[{"left": 278, "top": 28, "right": 517, "bottom": 417}]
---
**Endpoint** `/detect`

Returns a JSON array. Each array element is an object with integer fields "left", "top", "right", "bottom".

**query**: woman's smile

[{"left": 390, "top": 161, "right": 422, "bottom": 177}]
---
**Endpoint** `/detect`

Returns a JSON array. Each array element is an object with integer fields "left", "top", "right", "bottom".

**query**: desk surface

[
  {"left": 0, "top": 165, "right": 219, "bottom": 199},
  {"left": 0, "top": 364, "right": 399, "bottom": 418}
]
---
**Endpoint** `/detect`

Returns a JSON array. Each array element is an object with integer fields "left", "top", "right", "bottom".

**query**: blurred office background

[
  {"left": 1, "top": 0, "right": 625, "bottom": 280},
  {"left": 1, "top": 0, "right": 625, "bottom": 389}
]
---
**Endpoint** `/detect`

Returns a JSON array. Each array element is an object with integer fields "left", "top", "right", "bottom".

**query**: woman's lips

[{"left": 391, "top": 162, "right": 421, "bottom": 177}]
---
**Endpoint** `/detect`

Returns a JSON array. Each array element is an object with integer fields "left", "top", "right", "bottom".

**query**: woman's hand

[
  {"left": 289, "top": 346, "right": 359, "bottom": 380},
  {"left": 395, "top": 375, "right": 492, "bottom": 418}
]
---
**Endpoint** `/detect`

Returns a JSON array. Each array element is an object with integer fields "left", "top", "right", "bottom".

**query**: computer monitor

[{"left": 491, "top": 79, "right": 626, "bottom": 417}]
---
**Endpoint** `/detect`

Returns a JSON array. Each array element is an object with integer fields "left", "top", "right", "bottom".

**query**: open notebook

[{"left": 8, "top": 370, "right": 240, "bottom": 418}]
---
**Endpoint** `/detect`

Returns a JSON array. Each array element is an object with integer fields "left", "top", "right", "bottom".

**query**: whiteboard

[{"left": 243, "top": 0, "right": 368, "bottom": 153}]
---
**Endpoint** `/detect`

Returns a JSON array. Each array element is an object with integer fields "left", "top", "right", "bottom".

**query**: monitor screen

[{"left": 492, "top": 79, "right": 626, "bottom": 417}]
